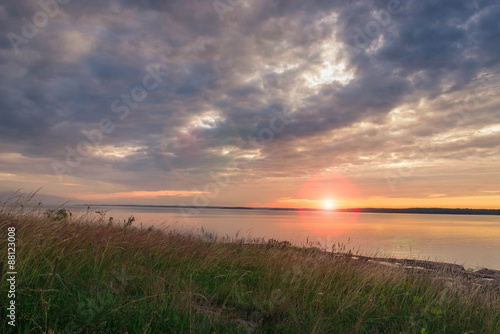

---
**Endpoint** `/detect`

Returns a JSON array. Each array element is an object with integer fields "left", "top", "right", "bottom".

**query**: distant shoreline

[{"left": 77, "top": 204, "right": 500, "bottom": 216}]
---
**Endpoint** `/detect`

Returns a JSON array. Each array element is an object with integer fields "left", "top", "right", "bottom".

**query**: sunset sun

[{"left": 322, "top": 198, "right": 336, "bottom": 211}]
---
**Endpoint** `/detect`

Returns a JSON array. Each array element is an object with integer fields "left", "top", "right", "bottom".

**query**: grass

[{"left": 0, "top": 194, "right": 499, "bottom": 333}]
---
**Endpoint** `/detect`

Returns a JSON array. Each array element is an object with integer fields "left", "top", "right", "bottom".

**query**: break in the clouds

[{"left": 0, "top": 0, "right": 499, "bottom": 208}]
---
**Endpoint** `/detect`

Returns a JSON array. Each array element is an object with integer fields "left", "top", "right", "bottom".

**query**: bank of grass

[{"left": 0, "top": 198, "right": 499, "bottom": 333}]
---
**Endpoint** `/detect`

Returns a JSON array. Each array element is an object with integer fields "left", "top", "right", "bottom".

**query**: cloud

[
  {"left": 75, "top": 190, "right": 205, "bottom": 200},
  {"left": 0, "top": 0, "right": 499, "bottom": 207}
]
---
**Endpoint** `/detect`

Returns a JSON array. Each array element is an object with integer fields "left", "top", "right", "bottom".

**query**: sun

[{"left": 322, "top": 198, "right": 336, "bottom": 211}]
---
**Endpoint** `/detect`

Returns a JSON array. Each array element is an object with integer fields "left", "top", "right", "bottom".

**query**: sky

[{"left": 1, "top": 0, "right": 499, "bottom": 209}]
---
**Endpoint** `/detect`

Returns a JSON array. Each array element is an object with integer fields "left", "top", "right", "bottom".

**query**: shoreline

[
  {"left": 336, "top": 254, "right": 500, "bottom": 285},
  {"left": 235, "top": 242, "right": 500, "bottom": 285}
]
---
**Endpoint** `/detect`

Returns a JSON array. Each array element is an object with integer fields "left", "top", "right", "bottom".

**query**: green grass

[{"left": 0, "top": 195, "right": 499, "bottom": 333}]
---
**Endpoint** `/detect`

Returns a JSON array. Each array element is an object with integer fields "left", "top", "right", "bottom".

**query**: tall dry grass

[{"left": 0, "top": 192, "right": 499, "bottom": 333}]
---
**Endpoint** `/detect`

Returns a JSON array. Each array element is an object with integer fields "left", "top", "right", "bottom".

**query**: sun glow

[{"left": 322, "top": 198, "right": 336, "bottom": 211}]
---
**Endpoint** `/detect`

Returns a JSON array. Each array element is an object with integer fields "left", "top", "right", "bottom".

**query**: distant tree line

[
  {"left": 337, "top": 208, "right": 500, "bottom": 215},
  {"left": 79, "top": 204, "right": 500, "bottom": 216}
]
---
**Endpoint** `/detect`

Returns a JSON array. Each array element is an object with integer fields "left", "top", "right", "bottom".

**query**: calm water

[{"left": 86, "top": 206, "right": 500, "bottom": 270}]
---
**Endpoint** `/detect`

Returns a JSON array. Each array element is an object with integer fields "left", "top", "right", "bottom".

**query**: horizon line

[{"left": 74, "top": 204, "right": 500, "bottom": 215}]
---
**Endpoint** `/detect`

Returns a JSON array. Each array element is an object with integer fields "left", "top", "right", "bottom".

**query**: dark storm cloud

[{"left": 0, "top": 0, "right": 499, "bottom": 190}]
